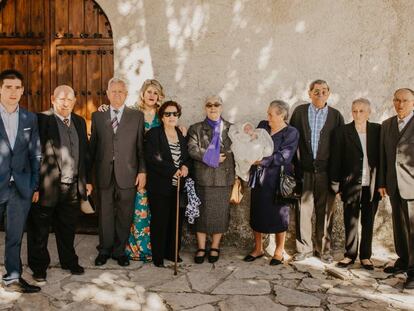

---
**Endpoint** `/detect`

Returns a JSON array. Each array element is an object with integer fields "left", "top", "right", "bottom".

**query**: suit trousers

[
  {"left": 295, "top": 171, "right": 336, "bottom": 255},
  {"left": 389, "top": 191, "right": 414, "bottom": 276},
  {"left": 27, "top": 183, "right": 80, "bottom": 275},
  {"left": 0, "top": 182, "right": 31, "bottom": 282},
  {"left": 148, "top": 190, "right": 183, "bottom": 265},
  {"left": 343, "top": 186, "right": 378, "bottom": 260},
  {"left": 97, "top": 172, "right": 136, "bottom": 258}
]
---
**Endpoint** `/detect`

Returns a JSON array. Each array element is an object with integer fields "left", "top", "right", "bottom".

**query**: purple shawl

[{"left": 202, "top": 117, "right": 222, "bottom": 168}]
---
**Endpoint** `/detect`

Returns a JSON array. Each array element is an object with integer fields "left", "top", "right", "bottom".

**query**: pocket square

[{"left": 23, "top": 128, "right": 31, "bottom": 131}]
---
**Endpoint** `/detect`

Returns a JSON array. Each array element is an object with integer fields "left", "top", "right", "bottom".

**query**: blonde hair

[{"left": 137, "top": 79, "right": 165, "bottom": 111}]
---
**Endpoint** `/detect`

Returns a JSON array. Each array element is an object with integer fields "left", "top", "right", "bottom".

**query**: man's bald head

[
  {"left": 53, "top": 85, "right": 75, "bottom": 98},
  {"left": 52, "top": 85, "right": 76, "bottom": 118}
]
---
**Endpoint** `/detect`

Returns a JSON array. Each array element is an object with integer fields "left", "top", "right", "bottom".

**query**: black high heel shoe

[
  {"left": 194, "top": 249, "right": 206, "bottom": 264},
  {"left": 208, "top": 248, "right": 220, "bottom": 263}
]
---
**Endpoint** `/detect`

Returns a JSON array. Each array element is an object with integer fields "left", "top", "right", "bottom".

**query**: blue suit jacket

[{"left": 0, "top": 107, "right": 41, "bottom": 201}]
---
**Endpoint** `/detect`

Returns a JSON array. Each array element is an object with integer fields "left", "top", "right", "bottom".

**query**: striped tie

[
  {"left": 111, "top": 110, "right": 119, "bottom": 133},
  {"left": 398, "top": 119, "right": 405, "bottom": 132}
]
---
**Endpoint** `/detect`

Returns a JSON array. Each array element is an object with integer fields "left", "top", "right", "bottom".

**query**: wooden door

[
  {"left": 0, "top": 0, "right": 114, "bottom": 233},
  {"left": 0, "top": 0, "right": 114, "bottom": 133}
]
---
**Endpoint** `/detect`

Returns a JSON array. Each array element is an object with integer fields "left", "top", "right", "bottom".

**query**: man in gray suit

[
  {"left": 378, "top": 88, "right": 414, "bottom": 289},
  {"left": 90, "top": 77, "right": 146, "bottom": 267},
  {"left": 290, "top": 79, "right": 344, "bottom": 263}
]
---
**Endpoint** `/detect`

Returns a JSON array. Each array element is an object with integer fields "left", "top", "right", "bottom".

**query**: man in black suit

[
  {"left": 379, "top": 88, "right": 414, "bottom": 289},
  {"left": 330, "top": 98, "right": 380, "bottom": 269},
  {"left": 27, "top": 85, "right": 92, "bottom": 281},
  {"left": 290, "top": 79, "right": 344, "bottom": 263}
]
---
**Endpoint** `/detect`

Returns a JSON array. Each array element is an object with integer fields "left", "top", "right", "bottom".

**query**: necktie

[
  {"left": 398, "top": 119, "right": 405, "bottom": 132},
  {"left": 111, "top": 110, "right": 119, "bottom": 133},
  {"left": 63, "top": 118, "right": 70, "bottom": 127}
]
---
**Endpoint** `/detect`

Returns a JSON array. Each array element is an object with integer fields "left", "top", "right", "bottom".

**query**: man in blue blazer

[{"left": 0, "top": 69, "right": 41, "bottom": 293}]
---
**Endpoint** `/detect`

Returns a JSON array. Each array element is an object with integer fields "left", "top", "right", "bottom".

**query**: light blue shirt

[
  {"left": 0, "top": 103, "right": 19, "bottom": 149},
  {"left": 308, "top": 103, "right": 328, "bottom": 159},
  {"left": 398, "top": 111, "right": 414, "bottom": 132}
]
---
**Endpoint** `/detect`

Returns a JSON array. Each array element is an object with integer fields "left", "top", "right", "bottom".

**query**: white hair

[{"left": 107, "top": 77, "right": 128, "bottom": 90}]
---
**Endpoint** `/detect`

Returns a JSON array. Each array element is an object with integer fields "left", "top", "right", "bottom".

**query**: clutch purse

[
  {"left": 230, "top": 177, "right": 244, "bottom": 204},
  {"left": 80, "top": 195, "right": 95, "bottom": 214}
]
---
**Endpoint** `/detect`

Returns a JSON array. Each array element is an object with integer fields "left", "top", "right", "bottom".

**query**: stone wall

[{"left": 95, "top": 0, "right": 407, "bottom": 253}]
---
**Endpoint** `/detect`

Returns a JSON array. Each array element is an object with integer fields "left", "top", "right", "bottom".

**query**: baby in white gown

[{"left": 229, "top": 122, "right": 274, "bottom": 181}]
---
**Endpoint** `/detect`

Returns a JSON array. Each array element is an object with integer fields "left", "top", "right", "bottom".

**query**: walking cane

[{"left": 174, "top": 176, "right": 181, "bottom": 276}]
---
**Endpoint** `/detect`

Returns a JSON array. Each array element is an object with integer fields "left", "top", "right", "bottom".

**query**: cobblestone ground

[{"left": 0, "top": 234, "right": 413, "bottom": 311}]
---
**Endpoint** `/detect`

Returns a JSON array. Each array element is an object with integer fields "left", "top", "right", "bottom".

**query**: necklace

[
  {"left": 270, "top": 123, "right": 287, "bottom": 135},
  {"left": 165, "top": 129, "right": 178, "bottom": 143}
]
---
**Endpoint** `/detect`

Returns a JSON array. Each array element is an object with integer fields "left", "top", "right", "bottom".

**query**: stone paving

[{"left": 0, "top": 233, "right": 413, "bottom": 311}]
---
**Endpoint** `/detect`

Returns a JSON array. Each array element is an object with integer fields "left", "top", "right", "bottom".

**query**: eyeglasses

[
  {"left": 205, "top": 103, "right": 221, "bottom": 108},
  {"left": 163, "top": 111, "right": 180, "bottom": 117},
  {"left": 312, "top": 90, "right": 329, "bottom": 96}
]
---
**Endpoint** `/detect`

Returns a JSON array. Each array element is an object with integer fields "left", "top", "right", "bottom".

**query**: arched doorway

[
  {"left": 0, "top": 0, "right": 114, "bottom": 232},
  {"left": 0, "top": 0, "right": 114, "bottom": 133}
]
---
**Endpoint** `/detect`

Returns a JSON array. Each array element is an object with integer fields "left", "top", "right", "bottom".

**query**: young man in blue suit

[{"left": 0, "top": 69, "right": 41, "bottom": 293}]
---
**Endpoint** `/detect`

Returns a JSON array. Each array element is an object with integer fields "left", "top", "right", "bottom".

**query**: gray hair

[
  {"left": 309, "top": 79, "right": 329, "bottom": 91},
  {"left": 53, "top": 85, "right": 75, "bottom": 97},
  {"left": 352, "top": 97, "right": 371, "bottom": 107},
  {"left": 394, "top": 88, "right": 414, "bottom": 97},
  {"left": 107, "top": 77, "right": 128, "bottom": 90},
  {"left": 269, "top": 100, "right": 290, "bottom": 121},
  {"left": 204, "top": 95, "right": 223, "bottom": 106}
]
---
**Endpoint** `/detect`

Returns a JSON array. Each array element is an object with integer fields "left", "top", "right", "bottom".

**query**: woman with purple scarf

[{"left": 187, "top": 95, "right": 235, "bottom": 264}]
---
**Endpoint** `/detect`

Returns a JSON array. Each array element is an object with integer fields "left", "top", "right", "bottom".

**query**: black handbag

[{"left": 276, "top": 165, "right": 301, "bottom": 202}]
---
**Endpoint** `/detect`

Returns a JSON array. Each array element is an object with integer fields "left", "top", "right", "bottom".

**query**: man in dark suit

[
  {"left": 0, "top": 69, "right": 41, "bottom": 293},
  {"left": 290, "top": 79, "right": 344, "bottom": 263},
  {"left": 378, "top": 88, "right": 414, "bottom": 289},
  {"left": 330, "top": 98, "right": 381, "bottom": 269},
  {"left": 26, "top": 85, "right": 92, "bottom": 282},
  {"left": 90, "top": 77, "right": 146, "bottom": 267}
]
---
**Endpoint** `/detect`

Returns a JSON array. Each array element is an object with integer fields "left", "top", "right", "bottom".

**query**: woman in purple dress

[{"left": 244, "top": 100, "right": 299, "bottom": 265}]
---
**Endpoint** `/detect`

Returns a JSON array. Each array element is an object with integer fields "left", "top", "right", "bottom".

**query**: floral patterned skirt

[{"left": 125, "top": 191, "right": 152, "bottom": 262}]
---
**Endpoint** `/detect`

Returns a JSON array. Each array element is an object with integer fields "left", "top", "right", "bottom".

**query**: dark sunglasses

[
  {"left": 163, "top": 111, "right": 180, "bottom": 117},
  {"left": 205, "top": 103, "right": 221, "bottom": 108}
]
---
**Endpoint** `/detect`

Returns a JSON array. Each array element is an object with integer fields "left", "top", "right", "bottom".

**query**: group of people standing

[{"left": 0, "top": 68, "right": 413, "bottom": 294}]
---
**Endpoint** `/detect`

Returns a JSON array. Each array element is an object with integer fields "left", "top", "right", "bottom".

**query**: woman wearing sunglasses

[
  {"left": 144, "top": 101, "right": 191, "bottom": 267},
  {"left": 187, "top": 95, "right": 235, "bottom": 264}
]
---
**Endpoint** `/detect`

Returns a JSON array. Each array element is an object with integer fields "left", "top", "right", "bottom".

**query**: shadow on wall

[
  {"left": 95, "top": 0, "right": 410, "bottom": 251},
  {"left": 98, "top": 0, "right": 414, "bottom": 125}
]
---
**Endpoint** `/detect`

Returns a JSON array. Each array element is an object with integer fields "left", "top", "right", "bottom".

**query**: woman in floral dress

[{"left": 125, "top": 79, "right": 165, "bottom": 261}]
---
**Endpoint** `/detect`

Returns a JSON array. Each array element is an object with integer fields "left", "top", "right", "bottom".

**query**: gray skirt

[{"left": 195, "top": 186, "right": 232, "bottom": 234}]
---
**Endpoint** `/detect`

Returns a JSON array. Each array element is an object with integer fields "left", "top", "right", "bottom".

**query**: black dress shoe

[
  {"left": 62, "top": 264, "right": 85, "bottom": 275},
  {"left": 336, "top": 257, "right": 355, "bottom": 268},
  {"left": 405, "top": 276, "right": 414, "bottom": 289},
  {"left": 153, "top": 262, "right": 165, "bottom": 268},
  {"left": 194, "top": 249, "right": 206, "bottom": 264},
  {"left": 384, "top": 265, "right": 406, "bottom": 274},
  {"left": 243, "top": 253, "right": 264, "bottom": 262},
  {"left": 166, "top": 256, "right": 183, "bottom": 263},
  {"left": 116, "top": 255, "right": 130, "bottom": 267},
  {"left": 6, "top": 278, "right": 41, "bottom": 293},
  {"left": 32, "top": 272, "right": 47, "bottom": 282},
  {"left": 293, "top": 251, "right": 313, "bottom": 261},
  {"left": 360, "top": 259, "right": 374, "bottom": 270},
  {"left": 269, "top": 257, "right": 284, "bottom": 266},
  {"left": 95, "top": 254, "right": 109, "bottom": 266},
  {"left": 208, "top": 248, "right": 220, "bottom": 263}
]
